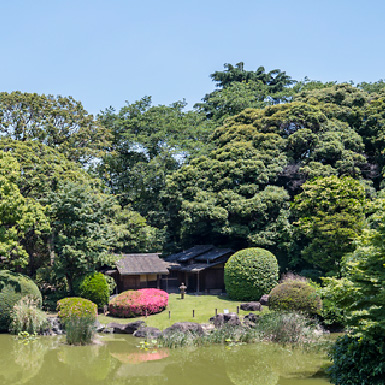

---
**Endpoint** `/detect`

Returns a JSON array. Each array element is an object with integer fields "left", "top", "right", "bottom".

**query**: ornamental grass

[{"left": 109, "top": 288, "right": 169, "bottom": 318}]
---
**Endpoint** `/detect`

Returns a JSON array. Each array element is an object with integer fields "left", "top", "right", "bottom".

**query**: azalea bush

[{"left": 109, "top": 288, "right": 168, "bottom": 318}]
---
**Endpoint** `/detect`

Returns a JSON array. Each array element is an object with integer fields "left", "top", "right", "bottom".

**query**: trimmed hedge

[
  {"left": 0, "top": 270, "right": 42, "bottom": 332},
  {"left": 269, "top": 280, "right": 321, "bottom": 315},
  {"left": 224, "top": 248, "right": 279, "bottom": 301},
  {"left": 329, "top": 335, "right": 385, "bottom": 385},
  {"left": 78, "top": 272, "right": 109, "bottom": 307},
  {"left": 57, "top": 297, "right": 97, "bottom": 321},
  {"left": 109, "top": 288, "right": 168, "bottom": 318}
]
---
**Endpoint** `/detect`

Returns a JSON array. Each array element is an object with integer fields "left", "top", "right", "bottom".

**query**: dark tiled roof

[
  {"left": 116, "top": 254, "right": 169, "bottom": 275},
  {"left": 165, "top": 245, "right": 215, "bottom": 262},
  {"left": 194, "top": 247, "right": 233, "bottom": 262},
  {"left": 178, "top": 258, "right": 228, "bottom": 272}
]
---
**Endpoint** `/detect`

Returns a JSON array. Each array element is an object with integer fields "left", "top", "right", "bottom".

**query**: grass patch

[{"left": 98, "top": 293, "right": 265, "bottom": 330}]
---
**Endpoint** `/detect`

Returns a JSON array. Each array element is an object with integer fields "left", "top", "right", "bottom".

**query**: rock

[
  {"left": 259, "top": 294, "right": 270, "bottom": 306},
  {"left": 209, "top": 312, "right": 241, "bottom": 327},
  {"left": 163, "top": 322, "right": 204, "bottom": 336},
  {"left": 45, "top": 317, "right": 64, "bottom": 336},
  {"left": 94, "top": 320, "right": 106, "bottom": 333},
  {"left": 106, "top": 321, "right": 146, "bottom": 334},
  {"left": 244, "top": 312, "right": 260, "bottom": 323},
  {"left": 240, "top": 302, "right": 262, "bottom": 312},
  {"left": 133, "top": 327, "right": 162, "bottom": 338}
]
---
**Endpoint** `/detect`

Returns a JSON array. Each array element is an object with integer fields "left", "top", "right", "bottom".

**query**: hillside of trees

[{"left": 1, "top": 63, "right": 385, "bottom": 285}]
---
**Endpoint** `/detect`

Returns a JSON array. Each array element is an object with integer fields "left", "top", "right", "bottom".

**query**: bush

[
  {"left": 224, "top": 247, "right": 279, "bottom": 301},
  {"left": 109, "top": 288, "right": 168, "bottom": 318},
  {"left": 78, "top": 272, "right": 110, "bottom": 307},
  {"left": 329, "top": 335, "right": 385, "bottom": 385},
  {"left": 256, "top": 311, "right": 323, "bottom": 346},
  {"left": 10, "top": 295, "right": 47, "bottom": 335},
  {"left": 269, "top": 281, "right": 321, "bottom": 315},
  {"left": 57, "top": 297, "right": 97, "bottom": 345},
  {"left": 0, "top": 271, "right": 42, "bottom": 332}
]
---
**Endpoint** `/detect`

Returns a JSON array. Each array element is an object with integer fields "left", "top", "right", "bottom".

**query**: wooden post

[
  {"left": 193, "top": 310, "right": 195, "bottom": 318},
  {"left": 169, "top": 311, "right": 171, "bottom": 319},
  {"left": 237, "top": 306, "right": 240, "bottom": 314},
  {"left": 196, "top": 272, "right": 200, "bottom": 294},
  {"left": 215, "top": 309, "right": 217, "bottom": 316}
]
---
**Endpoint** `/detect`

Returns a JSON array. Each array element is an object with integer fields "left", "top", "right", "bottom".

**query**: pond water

[{"left": 0, "top": 334, "right": 331, "bottom": 385}]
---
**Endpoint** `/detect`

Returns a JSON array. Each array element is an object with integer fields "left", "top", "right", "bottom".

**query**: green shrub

[
  {"left": 0, "top": 271, "right": 42, "bottom": 332},
  {"left": 224, "top": 247, "right": 279, "bottom": 300},
  {"left": 329, "top": 335, "right": 385, "bottom": 385},
  {"left": 10, "top": 295, "right": 47, "bottom": 335},
  {"left": 57, "top": 297, "right": 97, "bottom": 345},
  {"left": 269, "top": 281, "right": 321, "bottom": 315},
  {"left": 78, "top": 272, "right": 109, "bottom": 307}
]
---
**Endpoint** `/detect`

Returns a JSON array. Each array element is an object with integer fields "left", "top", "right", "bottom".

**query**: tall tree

[
  {"left": 0, "top": 92, "right": 111, "bottom": 165},
  {"left": 292, "top": 175, "right": 366, "bottom": 274}
]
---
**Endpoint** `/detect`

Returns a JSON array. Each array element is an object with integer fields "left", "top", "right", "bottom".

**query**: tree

[
  {"left": 98, "top": 97, "right": 213, "bottom": 228},
  {"left": 292, "top": 175, "right": 366, "bottom": 274},
  {"left": 0, "top": 92, "right": 111, "bottom": 165},
  {"left": 49, "top": 181, "right": 159, "bottom": 292},
  {"left": 0, "top": 156, "right": 50, "bottom": 273}
]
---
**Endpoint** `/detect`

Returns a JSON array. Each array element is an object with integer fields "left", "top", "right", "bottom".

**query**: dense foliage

[
  {"left": 269, "top": 281, "right": 321, "bottom": 315},
  {"left": 329, "top": 335, "right": 385, "bottom": 385},
  {"left": 224, "top": 248, "right": 278, "bottom": 300},
  {"left": 57, "top": 297, "right": 97, "bottom": 321},
  {"left": 57, "top": 297, "right": 97, "bottom": 345},
  {"left": 78, "top": 272, "right": 110, "bottom": 307},
  {"left": 109, "top": 288, "right": 169, "bottom": 317},
  {"left": 0, "top": 271, "right": 42, "bottom": 332}
]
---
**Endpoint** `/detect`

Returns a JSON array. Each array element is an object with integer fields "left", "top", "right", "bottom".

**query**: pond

[{"left": 0, "top": 334, "right": 331, "bottom": 385}]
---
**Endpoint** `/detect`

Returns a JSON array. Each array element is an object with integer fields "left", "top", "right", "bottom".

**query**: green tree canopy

[
  {"left": 292, "top": 175, "right": 366, "bottom": 274},
  {"left": 0, "top": 92, "right": 111, "bottom": 165}
]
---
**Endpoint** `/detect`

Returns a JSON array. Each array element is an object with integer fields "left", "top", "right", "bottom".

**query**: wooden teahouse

[{"left": 106, "top": 253, "right": 169, "bottom": 292}]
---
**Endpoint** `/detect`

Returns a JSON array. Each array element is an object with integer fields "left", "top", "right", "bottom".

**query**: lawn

[{"left": 98, "top": 293, "right": 265, "bottom": 330}]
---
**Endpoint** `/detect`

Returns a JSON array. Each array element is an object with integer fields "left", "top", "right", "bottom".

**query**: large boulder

[
  {"left": 106, "top": 321, "right": 145, "bottom": 334},
  {"left": 259, "top": 294, "right": 270, "bottom": 306},
  {"left": 209, "top": 312, "right": 241, "bottom": 327},
  {"left": 240, "top": 302, "right": 262, "bottom": 312},
  {"left": 133, "top": 327, "right": 162, "bottom": 338},
  {"left": 163, "top": 322, "right": 204, "bottom": 336},
  {"left": 244, "top": 312, "right": 260, "bottom": 324}
]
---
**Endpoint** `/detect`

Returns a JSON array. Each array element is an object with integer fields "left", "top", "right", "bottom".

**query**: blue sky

[{"left": 1, "top": 0, "right": 384, "bottom": 116}]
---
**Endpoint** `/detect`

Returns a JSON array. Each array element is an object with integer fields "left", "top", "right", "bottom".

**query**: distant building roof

[
  {"left": 115, "top": 253, "right": 169, "bottom": 276},
  {"left": 165, "top": 246, "right": 234, "bottom": 271},
  {"left": 165, "top": 245, "right": 215, "bottom": 262}
]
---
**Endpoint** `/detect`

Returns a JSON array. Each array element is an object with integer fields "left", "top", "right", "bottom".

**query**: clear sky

[{"left": 1, "top": 0, "right": 384, "bottom": 116}]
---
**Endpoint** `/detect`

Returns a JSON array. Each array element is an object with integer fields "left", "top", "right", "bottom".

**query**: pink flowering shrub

[{"left": 109, "top": 288, "right": 169, "bottom": 318}]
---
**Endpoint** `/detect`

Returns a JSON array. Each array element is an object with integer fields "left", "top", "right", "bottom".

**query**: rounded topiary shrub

[
  {"left": 269, "top": 281, "right": 321, "bottom": 314},
  {"left": 0, "top": 270, "right": 42, "bottom": 332},
  {"left": 109, "top": 288, "right": 169, "bottom": 318},
  {"left": 57, "top": 298, "right": 97, "bottom": 345},
  {"left": 57, "top": 297, "right": 98, "bottom": 321},
  {"left": 224, "top": 247, "right": 279, "bottom": 301},
  {"left": 78, "top": 272, "right": 109, "bottom": 307}
]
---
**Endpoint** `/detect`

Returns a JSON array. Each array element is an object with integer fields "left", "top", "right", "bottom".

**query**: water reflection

[{"left": 0, "top": 335, "right": 330, "bottom": 385}]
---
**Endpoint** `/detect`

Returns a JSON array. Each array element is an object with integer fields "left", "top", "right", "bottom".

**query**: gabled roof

[
  {"left": 194, "top": 247, "right": 233, "bottom": 262},
  {"left": 116, "top": 253, "right": 169, "bottom": 276},
  {"left": 165, "top": 245, "right": 214, "bottom": 262}
]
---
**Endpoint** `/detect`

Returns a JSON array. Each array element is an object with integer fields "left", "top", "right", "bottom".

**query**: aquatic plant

[
  {"left": 109, "top": 288, "right": 168, "bottom": 317},
  {"left": 10, "top": 295, "right": 48, "bottom": 335}
]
